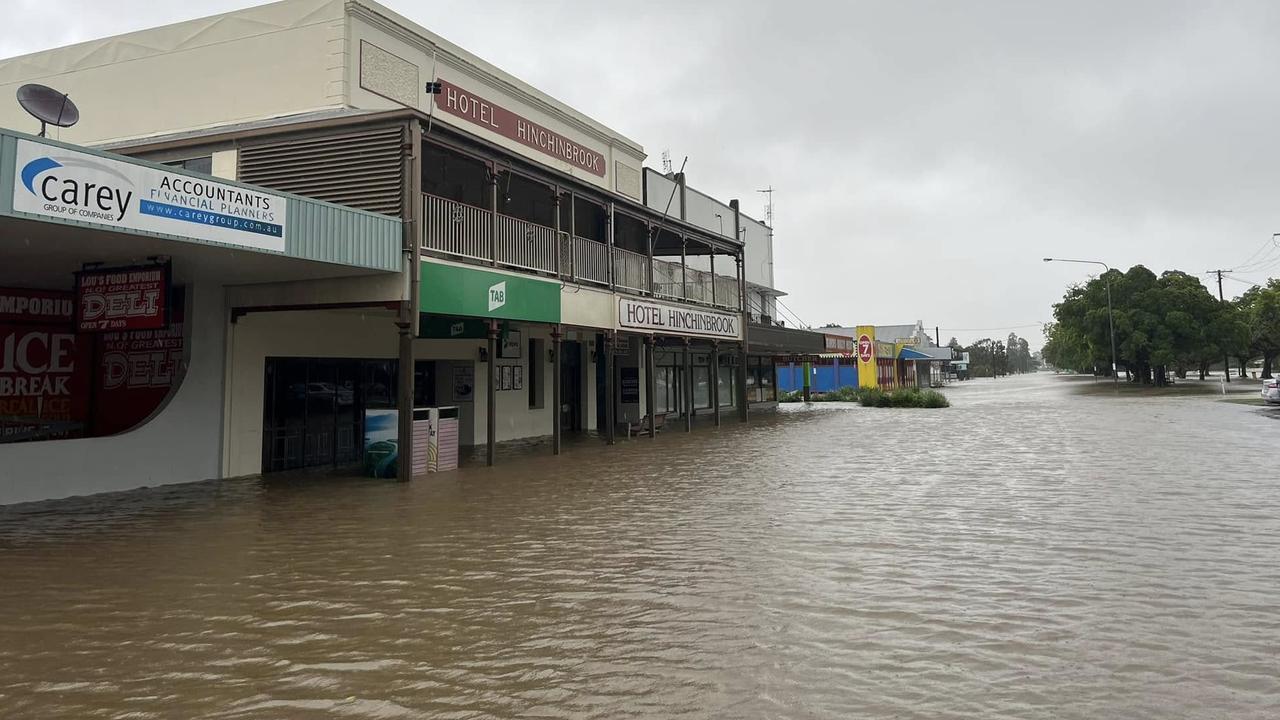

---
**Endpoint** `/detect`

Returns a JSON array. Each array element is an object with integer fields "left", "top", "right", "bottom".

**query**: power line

[
  {"left": 1231, "top": 234, "right": 1279, "bottom": 270},
  {"left": 1223, "top": 274, "right": 1262, "bottom": 287}
]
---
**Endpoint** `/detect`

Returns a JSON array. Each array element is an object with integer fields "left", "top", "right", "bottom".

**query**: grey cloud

[{"left": 8, "top": 0, "right": 1280, "bottom": 345}]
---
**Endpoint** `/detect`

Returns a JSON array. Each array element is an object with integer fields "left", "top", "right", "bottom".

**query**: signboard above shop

[
  {"left": 617, "top": 297, "right": 741, "bottom": 340},
  {"left": 75, "top": 264, "right": 170, "bottom": 333},
  {"left": 11, "top": 139, "right": 287, "bottom": 252},
  {"left": 420, "top": 261, "right": 560, "bottom": 324},
  {"left": 434, "top": 78, "right": 607, "bottom": 178}
]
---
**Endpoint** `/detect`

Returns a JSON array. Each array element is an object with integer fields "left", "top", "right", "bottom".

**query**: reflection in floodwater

[{"left": 1, "top": 374, "right": 1278, "bottom": 718}]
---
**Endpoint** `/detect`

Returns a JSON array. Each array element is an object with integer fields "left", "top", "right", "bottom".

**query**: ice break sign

[{"left": 12, "top": 139, "right": 287, "bottom": 252}]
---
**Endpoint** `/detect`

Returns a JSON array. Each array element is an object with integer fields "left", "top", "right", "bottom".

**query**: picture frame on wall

[
  {"left": 501, "top": 364, "right": 513, "bottom": 390},
  {"left": 513, "top": 365, "right": 523, "bottom": 390}
]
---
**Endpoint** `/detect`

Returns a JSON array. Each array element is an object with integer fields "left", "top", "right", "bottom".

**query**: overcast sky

[{"left": 7, "top": 1, "right": 1280, "bottom": 348}]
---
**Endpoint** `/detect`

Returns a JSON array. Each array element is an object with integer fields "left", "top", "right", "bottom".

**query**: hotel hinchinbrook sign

[
  {"left": 435, "top": 79, "right": 606, "bottom": 177},
  {"left": 617, "top": 297, "right": 740, "bottom": 340}
]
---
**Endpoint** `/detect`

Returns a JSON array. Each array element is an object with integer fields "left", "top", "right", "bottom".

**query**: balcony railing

[
  {"left": 424, "top": 193, "right": 492, "bottom": 262},
  {"left": 612, "top": 247, "right": 649, "bottom": 294},
  {"left": 421, "top": 192, "right": 742, "bottom": 311}
]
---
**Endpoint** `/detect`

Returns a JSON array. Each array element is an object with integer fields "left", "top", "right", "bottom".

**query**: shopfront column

[
  {"left": 486, "top": 319, "right": 497, "bottom": 466},
  {"left": 552, "top": 324, "right": 562, "bottom": 455},
  {"left": 683, "top": 338, "right": 694, "bottom": 432},
  {"left": 644, "top": 335, "right": 657, "bottom": 438},
  {"left": 604, "top": 332, "right": 616, "bottom": 445},
  {"left": 711, "top": 340, "right": 721, "bottom": 427}
]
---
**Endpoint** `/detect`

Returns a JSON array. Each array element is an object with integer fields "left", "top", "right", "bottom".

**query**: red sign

[
  {"left": 92, "top": 318, "right": 184, "bottom": 436},
  {"left": 77, "top": 265, "right": 169, "bottom": 333},
  {"left": 0, "top": 287, "right": 74, "bottom": 324},
  {"left": 0, "top": 323, "right": 91, "bottom": 442},
  {"left": 858, "top": 334, "right": 874, "bottom": 363},
  {"left": 435, "top": 78, "right": 607, "bottom": 177}
]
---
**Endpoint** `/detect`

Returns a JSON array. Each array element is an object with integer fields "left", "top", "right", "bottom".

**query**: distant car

[{"left": 1263, "top": 379, "right": 1280, "bottom": 405}]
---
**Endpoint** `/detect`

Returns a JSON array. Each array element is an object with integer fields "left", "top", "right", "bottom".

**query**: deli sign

[
  {"left": 618, "top": 297, "right": 740, "bottom": 340},
  {"left": 12, "top": 139, "right": 287, "bottom": 252},
  {"left": 76, "top": 264, "right": 169, "bottom": 332}
]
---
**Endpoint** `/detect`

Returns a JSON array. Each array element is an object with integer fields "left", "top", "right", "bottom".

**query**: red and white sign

[
  {"left": 0, "top": 287, "right": 74, "bottom": 324},
  {"left": 77, "top": 265, "right": 169, "bottom": 333},
  {"left": 91, "top": 318, "right": 184, "bottom": 436},
  {"left": 0, "top": 323, "right": 91, "bottom": 442},
  {"left": 435, "top": 78, "right": 607, "bottom": 177},
  {"left": 858, "top": 334, "right": 874, "bottom": 363}
]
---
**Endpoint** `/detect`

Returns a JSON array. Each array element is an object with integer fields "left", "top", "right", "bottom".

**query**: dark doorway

[
  {"left": 595, "top": 334, "right": 607, "bottom": 432},
  {"left": 262, "top": 357, "right": 397, "bottom": 473},
  {"left": 561, "top": 340, "right": 583, "bottom": 432}
]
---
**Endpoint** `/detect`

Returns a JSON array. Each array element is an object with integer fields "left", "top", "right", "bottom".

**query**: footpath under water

[{"left": 1, "top": 373, "right": 1278, "bottom": 718}]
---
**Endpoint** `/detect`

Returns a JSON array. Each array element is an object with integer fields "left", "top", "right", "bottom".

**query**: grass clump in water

[{"left": 780, "top": 386, "right": 949, "bottom": 408}]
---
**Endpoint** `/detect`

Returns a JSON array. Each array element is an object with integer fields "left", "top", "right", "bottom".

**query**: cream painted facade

[
  {"left": 0, "top": 0, "right": 646, "bottom": 195},
  {"left": 222, "top": 308, "right": 599, "bottom": 477}
]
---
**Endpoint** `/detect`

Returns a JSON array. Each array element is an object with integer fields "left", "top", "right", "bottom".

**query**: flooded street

[{"left": 2, "top": 373, "right": 1278, "bottom": 719}]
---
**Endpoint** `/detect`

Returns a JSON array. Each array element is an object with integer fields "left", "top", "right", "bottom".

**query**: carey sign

[
  {"left": 435, "top": 79, "right": 606, "bottom": 177},
  {"left": 76, "top": 264, "right": 170, "bottom": 333},
  {"left": 617, "top": 297, "right": 741, "bottom": 340},
  {"left": 12, "top": 139, "right": 287, "bottom": 252}
]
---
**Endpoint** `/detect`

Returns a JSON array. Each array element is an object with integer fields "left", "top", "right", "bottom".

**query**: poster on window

[
  {"left": 513, "top": 365, "right": 523, "bottom": 390},
  {"left": 500, "top": 329, "right": 522, "bottom": 359},
  {"left": 76, "top": 264, "right": 170, "bottom": 333},
  {"left": 90, "top": 307, "right": 185, "bottom": 436},
  {"left": 0, "top": 323, "right": 91, "bottom": 443},
  {"left": 501, "top": 364, "right": 513, "bottom": 390},
  {"left": 452, "top": 364, "right": 475, "bottom": 402}
]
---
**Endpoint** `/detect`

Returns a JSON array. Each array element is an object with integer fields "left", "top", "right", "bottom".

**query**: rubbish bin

[{"left": 420, "top": 406, "right": 459, "bottom": 473}]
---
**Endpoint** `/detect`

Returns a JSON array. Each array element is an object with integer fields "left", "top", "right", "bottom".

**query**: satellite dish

[{"left": 16, "top": 84, "right": 80, "bottom": 137}]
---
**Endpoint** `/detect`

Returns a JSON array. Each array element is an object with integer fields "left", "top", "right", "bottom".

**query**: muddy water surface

[{"left": 2, "top": 373, "right": 1278, "bottom": 718}]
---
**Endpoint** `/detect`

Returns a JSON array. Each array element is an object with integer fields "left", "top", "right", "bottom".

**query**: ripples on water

[{"left": 1, "top": 374, "right": 1278, "bottom": 719}]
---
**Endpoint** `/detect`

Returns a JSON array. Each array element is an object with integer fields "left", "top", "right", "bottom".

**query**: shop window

[
  {"left": 718, "top": 361, "right": 735, "bottom": 407},
  {"left": 694, "top": 362, "right": 712, "bottom": 410},
  {"left": 1, "top": 286, "right": 187, "bottom": 445}
]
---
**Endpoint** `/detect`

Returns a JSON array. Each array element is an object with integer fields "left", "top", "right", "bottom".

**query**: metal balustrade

[
  {"left": 495, "top": 213, "right": 558, "bottom": 273},
  {"left": 613, "top": 247, "right": 649, "bottom": 293},
  {"left": 651, "top": 258, "right": 685, "bottom": 300},
  {"left": 714, "top": 276, "right": 741, "bottom": 310},
  {"left": 571, "top": 236, "right": 611, "bottom": 286},
  {"left": 423, "top": 193, "right": 492, "bottom": 261}
]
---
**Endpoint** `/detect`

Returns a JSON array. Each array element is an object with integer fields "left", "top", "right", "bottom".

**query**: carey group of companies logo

[{"left": 12, "top": 139, "right": 288, "bottom": 253}]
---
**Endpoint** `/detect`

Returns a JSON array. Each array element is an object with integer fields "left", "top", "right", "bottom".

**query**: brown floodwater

[{"left": 2, "top": 373, "right": 1279, "bottom": 719}]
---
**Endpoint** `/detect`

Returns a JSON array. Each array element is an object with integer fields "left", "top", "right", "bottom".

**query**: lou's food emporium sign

[
  {"left": 12, "top": 139, "right": 287, "bottom": 252},
  {"left": 435, "top": 79, "right": 606, "bottom": 177},
  {"left": 76, "top": 264, "right": 170, "bottom": 332},
  {"left": 618, "top": 297, "right": 741, "bottom": 340}
]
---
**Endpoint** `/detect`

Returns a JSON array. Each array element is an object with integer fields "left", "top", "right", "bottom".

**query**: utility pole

[{"left": 1208, "top": 269, "right": 1231, "bottom": 383}]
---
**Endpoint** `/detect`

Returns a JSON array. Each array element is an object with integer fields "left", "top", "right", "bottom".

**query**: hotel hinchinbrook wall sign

[{"left": 617, "top": 297, "right": 740, "bottom": 340}]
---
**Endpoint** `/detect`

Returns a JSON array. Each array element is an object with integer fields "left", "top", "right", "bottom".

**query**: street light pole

[{"left": 1044, "top": 258, "right": 1119, "bottom": 390}]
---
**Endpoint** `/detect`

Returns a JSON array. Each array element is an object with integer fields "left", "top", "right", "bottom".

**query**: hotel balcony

[{"left": 422, "top": 192, "right": 743, "bottom": 312}]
